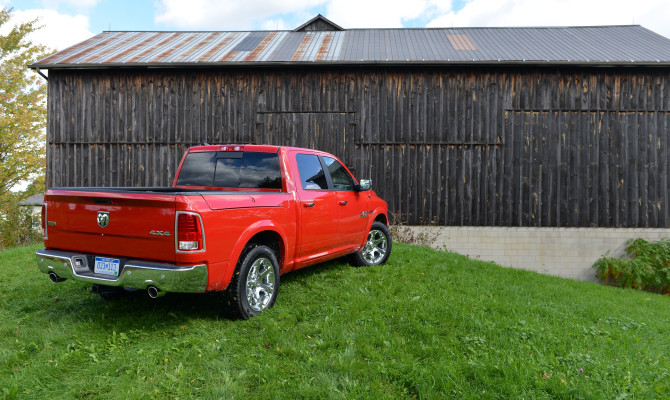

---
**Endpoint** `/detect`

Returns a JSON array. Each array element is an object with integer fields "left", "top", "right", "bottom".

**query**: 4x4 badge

[{"left": 97, "top": 211, "right": 109, "bottom": 228}]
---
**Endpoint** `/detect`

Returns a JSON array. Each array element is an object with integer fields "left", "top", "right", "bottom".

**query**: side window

[
  {"left": 323, "top": 157, "right": 355, "bottom": 190},
  {"left": 296, "top": 154, "right": 328, "bottom": 190}
]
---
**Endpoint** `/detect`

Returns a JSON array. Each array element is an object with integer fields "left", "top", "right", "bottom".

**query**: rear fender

[{"left": 227, "top": 220, "right": 290, "bottom": 275}]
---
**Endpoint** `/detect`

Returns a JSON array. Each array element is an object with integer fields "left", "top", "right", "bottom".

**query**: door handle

[
  {"left": 339, "top": 201, "right": 348, "bottom": 205},
  {"left": 303, "top": 202, "right": 315, "bottom": 208}
]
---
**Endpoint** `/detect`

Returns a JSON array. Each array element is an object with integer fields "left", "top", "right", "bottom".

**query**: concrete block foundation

[{"left": 398, "top": 226, "right": 670, "bottom": 281}]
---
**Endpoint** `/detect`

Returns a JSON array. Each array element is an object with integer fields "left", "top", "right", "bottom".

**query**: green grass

[{"left": 1, "top": 243, "right": 668, "bottom": 399}]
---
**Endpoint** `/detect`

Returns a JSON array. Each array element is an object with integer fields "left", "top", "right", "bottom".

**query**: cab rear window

[{"left": 176, "top": 152, "right": 282, "bottom": 189}]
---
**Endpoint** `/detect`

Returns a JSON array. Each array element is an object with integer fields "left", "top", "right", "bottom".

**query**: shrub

[
  {"left": 594, "top": 238, "right": 670, "bottom": 294},
  {"left": 388, "top": 212, "right": 440, "bottom": 248},
  {"left": 0, "top": 205, "right": 42, "bottom": 250}
]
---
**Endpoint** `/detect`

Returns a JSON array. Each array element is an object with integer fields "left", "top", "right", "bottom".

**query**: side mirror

[{"left": 357, "top": 178, "right": 371, "bottom": 191}]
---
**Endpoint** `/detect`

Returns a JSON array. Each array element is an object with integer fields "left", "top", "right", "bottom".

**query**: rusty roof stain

[
  {"left": 127, "top": 33, "right": 180, "bottom": 63},
  {"left": 31, "top": 25, "right": 670, "bottom": 68},
  {"left": 174, "top": 32, "right": 222, "bottom": 62},
  {"left": 244, "top": 32, "right": 278, "bottom": 62},
  {"left": 291, "top": 32, "right": 314, "bottom": 62},
  {"left": 315, "top": 33, "right": 334, "bottom": 61},
  {"left": 220, "top": 50, "right": 239, "bottom": 62},
  {"left": 447, "top": 34, "right": 477, "bottom": 51}
]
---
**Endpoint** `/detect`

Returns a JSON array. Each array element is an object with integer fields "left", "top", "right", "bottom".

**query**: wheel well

[
  {"left": 247, "top": 230, "right": 284, "bottom": 266},
  {"left": 375, "top": 214, "right": 388, "bottom": 225}
]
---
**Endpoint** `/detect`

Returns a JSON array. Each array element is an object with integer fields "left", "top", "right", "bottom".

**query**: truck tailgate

[{"left": 44, "top": 189, "right": 181, "bottom": 262}]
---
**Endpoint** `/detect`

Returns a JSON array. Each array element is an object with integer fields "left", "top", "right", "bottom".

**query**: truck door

[
  {"left": 293, "top": 153, "right": 339, "bottom": 261},
  {"left": 322, "top": 156, "right": 369, "bottom": 248}
]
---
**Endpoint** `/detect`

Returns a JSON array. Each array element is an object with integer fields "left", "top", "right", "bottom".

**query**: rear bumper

[{"left": 36, "top": 249, "right": 208, "bottom": 293}]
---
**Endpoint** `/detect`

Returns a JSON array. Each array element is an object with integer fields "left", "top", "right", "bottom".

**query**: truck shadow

[
  {"left": 280, "top": 257, "right": 348, "bottom": 284},
  {"left": 45, "top": 256, "right": 350, "bottom": 330}
]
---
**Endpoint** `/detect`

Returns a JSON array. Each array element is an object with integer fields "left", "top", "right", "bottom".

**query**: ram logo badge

[{"left": 97, "top": 211, "right": 109, "bottom": 228}]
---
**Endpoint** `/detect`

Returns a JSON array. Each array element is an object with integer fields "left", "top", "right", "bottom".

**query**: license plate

[{"left": 94, "top": 257, "right": 120, "bottom": 276}]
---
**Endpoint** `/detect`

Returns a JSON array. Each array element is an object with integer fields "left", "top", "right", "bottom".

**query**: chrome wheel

[
  {"left": 245, "top": 257, "right": 276, "bottom": 312},
  {"left": 362, "top": 229, "right": 388, "bottom": 264}
]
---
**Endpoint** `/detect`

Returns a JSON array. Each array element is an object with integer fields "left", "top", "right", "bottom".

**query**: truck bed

[{"left": 43, "top": 187, "right": 290, "bottom": 262}]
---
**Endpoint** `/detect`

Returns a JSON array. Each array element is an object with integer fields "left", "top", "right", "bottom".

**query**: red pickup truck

[{"left": 36, "top": 145, "right": 391, "bottom": 318}]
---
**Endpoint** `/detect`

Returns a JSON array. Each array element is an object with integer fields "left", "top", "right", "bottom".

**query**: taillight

[
  {"left": 41, "top": 204, "right": 47, "bottom": 239},
  {"left": 176, "top": 212, "right": 203, "bottom": 251}
]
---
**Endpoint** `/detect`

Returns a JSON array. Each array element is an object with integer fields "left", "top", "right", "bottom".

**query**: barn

[{"left": 31, "top": 15, "right": 670, "bottom": 280}]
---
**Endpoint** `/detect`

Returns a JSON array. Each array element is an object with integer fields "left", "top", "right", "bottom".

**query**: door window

[
  {"left": 323, "top": 157, "right": 355, "bottom": 190},
  {"left": 296, "top": 154, "right": 329, "bottom": 190}
]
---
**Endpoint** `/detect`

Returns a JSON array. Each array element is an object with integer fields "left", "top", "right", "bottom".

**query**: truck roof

[
  {"left": 187, "top": 144, "right": 280, "bottom": 153},
  {"left": 187, "top": 144, "right": 333, "bottom": 155}
]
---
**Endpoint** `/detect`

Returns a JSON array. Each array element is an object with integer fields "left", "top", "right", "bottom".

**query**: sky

[{"left": 3, "top": 0, "right": 670, "bottom": 53}]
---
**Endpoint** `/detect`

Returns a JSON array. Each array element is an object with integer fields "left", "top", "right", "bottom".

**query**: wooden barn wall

[{"left": 46, "top": 67, "right": 670, "bottom": 227}]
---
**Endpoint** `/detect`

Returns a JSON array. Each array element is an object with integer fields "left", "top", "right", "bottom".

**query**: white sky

[{"left": 4, "top": 0, "right": 670, "bottom": 53}]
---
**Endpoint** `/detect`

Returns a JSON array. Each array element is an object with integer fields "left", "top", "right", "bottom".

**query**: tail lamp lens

[{"left": 177, "top": 213, "right": 203, "bottom": 251}]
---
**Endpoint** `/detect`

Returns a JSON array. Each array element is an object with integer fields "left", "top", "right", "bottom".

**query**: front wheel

[
  {"left": 352, "top": 222, "right": 392, "bottom": 266},
  {"left": 223, "top": 245, "right": 280, "bottom": 319}
]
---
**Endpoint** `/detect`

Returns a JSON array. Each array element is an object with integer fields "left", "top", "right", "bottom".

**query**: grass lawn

[{"left": 0, "top": 243, "right": 668, "bottom": 399}]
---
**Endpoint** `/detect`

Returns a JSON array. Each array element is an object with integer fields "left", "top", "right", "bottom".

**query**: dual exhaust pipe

[
  {"left": 49, "top": 272, "right": 66, "bottom": 283},
  {"left": 50, "top": 275, "right": 166, "bottom": 299},
  {"left": 147, "top": 286, "right": 165, "bottom": 299}
]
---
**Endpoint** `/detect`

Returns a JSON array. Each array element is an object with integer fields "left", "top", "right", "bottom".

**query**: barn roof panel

[{"left": 31, "top": 25, "right": 670, "bottom": 68}]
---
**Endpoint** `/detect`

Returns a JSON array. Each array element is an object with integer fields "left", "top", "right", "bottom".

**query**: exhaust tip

[
  {"left": 147, "top": 286, "right": 165, "bottom": 299},
  {"left": 49, "top": 272, "right": 65, "bottom": 283}
]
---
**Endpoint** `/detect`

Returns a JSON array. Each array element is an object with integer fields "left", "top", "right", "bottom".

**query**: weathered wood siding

[{"left": 46, "top": 67, "right": 670, "bottom": 227}]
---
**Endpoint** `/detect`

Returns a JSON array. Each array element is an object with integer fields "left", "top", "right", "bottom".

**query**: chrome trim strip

[
  {"left": 42, "top": 203, "right": 48, "bottom": 240},
  {"left": 35, "top": 249, "right": 208, "bottom": 293}
]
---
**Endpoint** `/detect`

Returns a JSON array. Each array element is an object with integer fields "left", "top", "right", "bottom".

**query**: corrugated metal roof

[
  {"left": 19, "top": 194, "right": 44, "bottom": 206},
  {"left": 31, "top": 25, "right": 670, "bottom": 68}
]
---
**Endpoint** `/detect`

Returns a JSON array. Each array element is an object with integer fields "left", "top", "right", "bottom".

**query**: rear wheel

[
  {"left": 223, "top": 245, "right": 280, "bottom": 319},
  {"left": 352, "top": 222, "right": 392, "bottom": 266}
]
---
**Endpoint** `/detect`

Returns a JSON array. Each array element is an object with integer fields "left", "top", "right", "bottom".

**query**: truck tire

[
  {"left": 223, "top": 244, "right": 280, "bottom": 319},
  {"left": 352, "top": 221, "right": 392, "bottom": 267}
]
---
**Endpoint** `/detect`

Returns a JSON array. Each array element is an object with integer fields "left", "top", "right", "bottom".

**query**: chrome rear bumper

[{"left": 36, "top": 249, "right": 208, "bottom": 293}]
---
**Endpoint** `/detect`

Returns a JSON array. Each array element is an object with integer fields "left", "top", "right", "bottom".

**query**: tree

[{"left": 0, "top": 8, "right": 50, "bottom": 207}]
